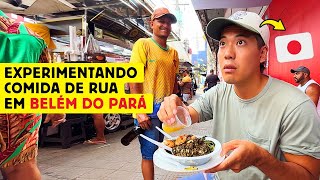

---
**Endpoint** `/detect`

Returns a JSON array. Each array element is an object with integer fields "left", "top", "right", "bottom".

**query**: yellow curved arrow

[{"left": 259, "top": 19, "right": 285, "bottom": 31}]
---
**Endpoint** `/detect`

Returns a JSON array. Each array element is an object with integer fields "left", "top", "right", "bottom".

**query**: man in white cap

[
  {"left": 129, "top": 7, "right": 179, "bottom": 180},
  {"left": 291, "top": 66, "right": 320, "bottom": 115},
  {"left": 157, "top": 11, "right": 320, "bottom": 179}
]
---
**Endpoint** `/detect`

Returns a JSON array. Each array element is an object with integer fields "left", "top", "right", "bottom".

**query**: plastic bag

[{"left": 84, "top": 34, "right": 101, "bottom": 54}]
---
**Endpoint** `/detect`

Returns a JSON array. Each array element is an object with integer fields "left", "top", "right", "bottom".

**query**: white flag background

[{"left": 275, "top": 32, "right": 314, "bottom": 63}]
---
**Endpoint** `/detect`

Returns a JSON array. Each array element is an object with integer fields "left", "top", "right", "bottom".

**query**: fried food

[
  {"left": 163, "top": 139, "right": 175, "bottom": 148},
  {"left": 175, "top": 134, "right": 187, "bottom": 146},
  {"left": 163, "top": 135, "right": 215, "bottom": 157}
]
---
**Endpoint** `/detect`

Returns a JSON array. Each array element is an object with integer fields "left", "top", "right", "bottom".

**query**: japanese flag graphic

[{"left": 275, "top": 32, "right": 314, "bottom": 63}]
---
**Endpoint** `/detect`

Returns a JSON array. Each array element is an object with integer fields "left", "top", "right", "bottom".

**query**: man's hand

[
  {"left": 206, "top": 140, "right": 320, "bottom": 179},
  {"left": 205, "top": 140, "right": 263, "bottom": 173},
  {"left": 44, "top": 114, "right": 66, "bottom": 128},
  {"left": 157, "top": 94, "right": 186, "bottom": 125},
  {"left": 137, "top": 113, "right": 151, "bottom": 130}
]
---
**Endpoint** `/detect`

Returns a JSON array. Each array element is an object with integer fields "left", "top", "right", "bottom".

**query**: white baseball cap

[{"left": 206, "top": 11, "right": 270, "bottom": 47}]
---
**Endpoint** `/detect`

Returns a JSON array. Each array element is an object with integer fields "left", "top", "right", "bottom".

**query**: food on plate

[
  {"left": 163, "top": 134, "right": 215, "bottom": 157},
  {"left": 163, "top": 139, "right": 175, "bottom": 148}
]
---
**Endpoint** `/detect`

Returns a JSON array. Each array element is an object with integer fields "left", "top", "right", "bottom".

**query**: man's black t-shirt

[{"left": 205, "top": 74, "right": 219, "bottom": 89}]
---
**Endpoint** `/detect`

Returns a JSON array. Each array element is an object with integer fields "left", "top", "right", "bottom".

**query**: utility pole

[{"left": 175, "top": 0, "right": 181, "bottom": 38}]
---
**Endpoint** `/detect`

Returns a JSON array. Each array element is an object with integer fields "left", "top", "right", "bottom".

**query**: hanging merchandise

[
  {"left": 84, "top": 34, "right": 106, "bottom": 63},
  {"left": 84, "top": 34, "right": 102, "bottom": 55}
]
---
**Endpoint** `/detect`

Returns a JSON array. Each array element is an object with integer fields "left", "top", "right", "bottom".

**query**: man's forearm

[{"left": 256, "top": 149, "right": 316, "bottom": 179}]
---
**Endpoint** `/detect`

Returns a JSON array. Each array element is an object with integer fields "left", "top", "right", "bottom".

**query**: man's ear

[
  {"left": 149, "top": 20, "right": 153, "bottom": 28},
  {"left": 259, "top": 45, "right": 268, "bottom": 63}
]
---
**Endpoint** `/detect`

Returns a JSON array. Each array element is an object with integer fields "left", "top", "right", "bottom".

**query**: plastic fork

[
  {"left": 139, "top": 134, "right": 172, "bottom": 152},
  {"left": 155, "top": 126, "right": 173, "bottom": 139}
]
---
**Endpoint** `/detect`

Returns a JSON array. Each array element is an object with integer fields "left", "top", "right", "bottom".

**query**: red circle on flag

[{"left": 287, "top": 40, "right": 301, "bottom": 55}]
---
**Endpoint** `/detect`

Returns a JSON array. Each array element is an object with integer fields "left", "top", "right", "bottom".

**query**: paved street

[
  {"left": 37, "top": 90, "right": 213, "bottom": 180},
  {"left": 39, "top": 120, "right": 213, "bottom": 180}
]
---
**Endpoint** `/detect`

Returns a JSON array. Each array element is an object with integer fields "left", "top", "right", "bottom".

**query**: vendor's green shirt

[
  {"left": 0, "top": 30, "right": 46, "bottom": 63},
  {"left": 190, "top": 76, "right": 320, "bottom": 179}
]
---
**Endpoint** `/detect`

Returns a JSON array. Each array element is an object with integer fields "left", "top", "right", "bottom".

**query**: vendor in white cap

[
  {"left": 291, "top": 66, "right": 320, "bottom": 114},
  {"left": 157, "top": 11, "right": 320, "bottom": 179}
]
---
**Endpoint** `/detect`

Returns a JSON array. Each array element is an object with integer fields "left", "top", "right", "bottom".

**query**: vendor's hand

[
  {"left": 44, "top": 114, "right": 66, "bottom": 128},
  {"left": 205, "top": 140, "right": 263, "bottom": 173},
  {"left": 137, "top": 113, "right": 151, "bottom": 130},
  {"left": 157, "top": 94, "right": 186, "bottom": 125}
]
